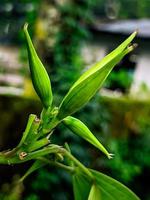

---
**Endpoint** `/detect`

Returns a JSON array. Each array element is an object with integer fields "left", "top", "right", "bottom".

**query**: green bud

[
  {"left": 24, "top": 23, "right": 53, "bottom": 108},
  {"left": 57, "top": 31, "right": 137, "bottom": 119},
  {"left": 63, "top": 116, "right": 113, "bottom": 159}
]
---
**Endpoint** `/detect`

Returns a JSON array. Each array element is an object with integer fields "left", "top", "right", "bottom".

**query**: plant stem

[
  {"left": 0, "top": 154, "right": 9, "bottom": 164},
  {"left": 62, "top": 148, "right": 95, "bottom": 181},
  {"left": 38, "top": 157, "right": 75, "bottom": 173},
  {"left": 27, "top": 138, "right": 50, "bottom": 152}
]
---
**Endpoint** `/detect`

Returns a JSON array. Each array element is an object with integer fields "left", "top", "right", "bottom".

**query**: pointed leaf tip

[
  {"left": 108, "top": 153, "right": 114, "bottom": 159},
  {"left": 24, "top": 22, "right": 28, "bottom": 31}
]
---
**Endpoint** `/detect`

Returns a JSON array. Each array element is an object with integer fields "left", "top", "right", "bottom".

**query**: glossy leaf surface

[
  {"left": 63, "top": 116, "right": 112, "bottom": 158},
  {"left": 88, "top": 184, "right": 101, "bottom": 200},
  {"left": 72, "top": 168, "right": 140, "bottom": 200},
  {"left": 57, "top": 32, "right": 137, "bottom": 119},
  {"left": 24, "top": 23, "right": 53, "bottom": 108},
  {"left": 73, "top": 170, "right": 91, "bottom": 200},
  {"left": 90, "top": 169, "right": 140, "bottom": 200}
]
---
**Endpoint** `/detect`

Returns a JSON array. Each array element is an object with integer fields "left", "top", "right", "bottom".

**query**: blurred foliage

[
  {"left": 0, "top": 96, "right": 41, "bottom": 150},
  {"left": 97, "top": 96, "right": 150, "bottom": 200},
  {"left": 94, "top": 0, "right": 150, "bottom": 19},
  {"left": 118, "top": 0, "right": 150, "bottom": 19},
  {"left": 104, "top": 69, "right": 133, "bottom": 92},
  {"left": 0, "top": 175, "right": 24, "bottom": 200},
  {"left": 0, "top": 0, "right": 40, "bottom": 45}
]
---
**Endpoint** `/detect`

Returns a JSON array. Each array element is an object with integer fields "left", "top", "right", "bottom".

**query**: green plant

[{"left": 0, "top": 24, "right": 140, "bottom": 200}]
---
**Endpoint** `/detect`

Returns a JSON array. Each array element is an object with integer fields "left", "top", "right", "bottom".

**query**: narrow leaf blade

[{"left": 19, "top": 160, "right": 46, "bottom": 182}]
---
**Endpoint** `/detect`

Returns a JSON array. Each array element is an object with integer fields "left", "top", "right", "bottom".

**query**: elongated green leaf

[
  {"left": 63, "top": 116, "right": 112, "bottom": 159},
  {"left": 19, "top": 160, "right": 46, "bottom": 182},
  {"left": 72, "top": 169, "right": 140, "bottom": 200},
  {"left": 90, "top": 169, "right": 140, "bottom": 200},
  {"left": 72, "top": 32, "right": 137, "bottom": 89},
  {"left": 57, "top": 32, "right": 137, "bottom": 119},
  {"left": 24, "top": 23, "right": 53, "bottom": 108},
  {"left": 88, "top": 184, "right": 101, "bottom": 200}
]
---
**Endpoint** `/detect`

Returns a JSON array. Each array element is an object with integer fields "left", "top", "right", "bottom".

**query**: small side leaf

[
  {"left": 57, "top": 32, "right": 137, "bottom": 119},
  {"left": 63, "top": 116, "right": 112, "bottom": 159},
  {"left": 19, "top": 160, "right": 46, "bottom": 182}
]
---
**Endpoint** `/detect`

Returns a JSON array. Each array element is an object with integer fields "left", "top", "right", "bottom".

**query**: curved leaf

[
  {"left": 63, "top": 116, "right": 112, "bottom": 159},
  {"left": 57, "top": 32, "right": 137, "bottom": 119},
  {"left": 90, "top": 169, "right": 140, "bottom": 200},
  {"left": 72, "top": 168, "right": 140, "bottom": 200}
]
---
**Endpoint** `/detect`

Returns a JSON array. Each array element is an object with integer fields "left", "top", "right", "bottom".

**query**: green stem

[
  {"left": 27, "top": 138, "right": 50, "bottom": 152},
  {"left": 38, "top": 157, "right": 75, "bottom": 173},
  {"left": 0, "top": 154, "right": 9, "bottom": 164},
  {"left": 62, "top": 148, "right": 94, "bottom": 181},
  {"left": 0, "top": 145, "right": 60, "bottom": 165}
]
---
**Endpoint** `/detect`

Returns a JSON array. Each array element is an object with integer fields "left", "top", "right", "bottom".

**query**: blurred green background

[{"left": 0, "top": 0, "right": 150, "bottom": 200}]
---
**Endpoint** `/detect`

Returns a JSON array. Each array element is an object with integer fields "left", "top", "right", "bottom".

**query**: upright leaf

[
  {"left": 57, "top": 32, "right": 137, "bottom": 119},
  {"left": 63, "top": 116, "right": 112, "bottom": 159}
]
